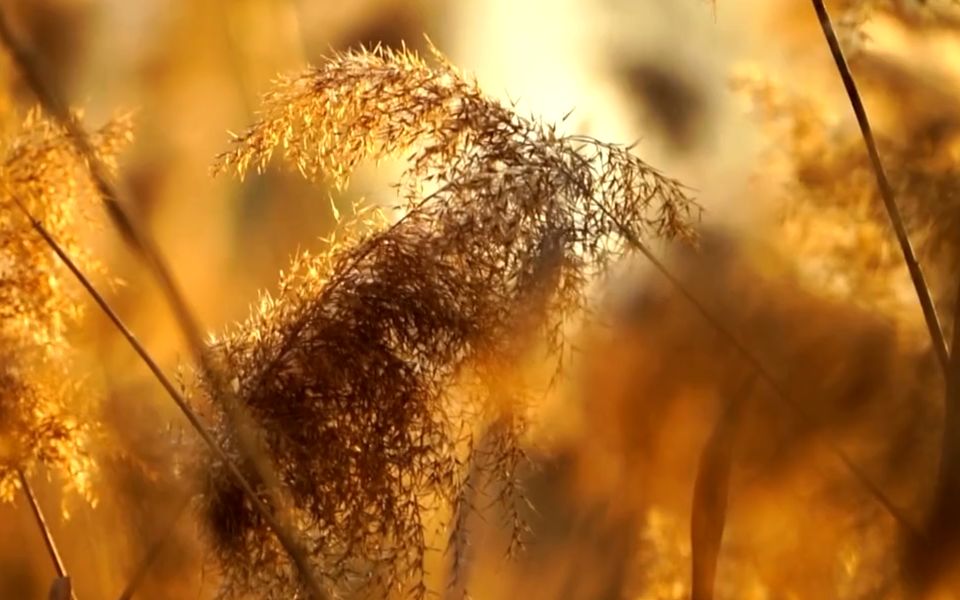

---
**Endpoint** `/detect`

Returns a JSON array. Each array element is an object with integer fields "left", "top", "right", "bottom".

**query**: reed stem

[
  {"left": 18, "top": 470, "right": 77, "bottom": 600},
  {"left": 809, "top": 0, "right": 948, "bottom": 372}
]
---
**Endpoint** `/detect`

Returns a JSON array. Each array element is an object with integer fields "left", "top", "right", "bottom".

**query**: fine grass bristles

[
  {"left": 207, "top": 44, "right": 699, "bottom": 597},
  {"left": 0, "top": 108, "right": 131, "bottom": 503},
  {"left": 0, "top": 108, "right": 131, "bottom": 352}
]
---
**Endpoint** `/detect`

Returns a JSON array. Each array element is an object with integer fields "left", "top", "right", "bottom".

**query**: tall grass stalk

[
  {"left": 808, "top": 0, "right": 947, "bottom": 370},
  {"left": 808, "top": 0, "right": 960, "bottom": 589},
  {"left": 18, "top": 470, "right": 76, "bottom": 600},
  {"left": 690, "top": 377, "right": 753, "bottom": 600}
]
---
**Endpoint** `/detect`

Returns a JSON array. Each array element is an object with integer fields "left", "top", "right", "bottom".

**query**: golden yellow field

[{"left": 3, "top": 1, "right": 960, "bottom": 598}]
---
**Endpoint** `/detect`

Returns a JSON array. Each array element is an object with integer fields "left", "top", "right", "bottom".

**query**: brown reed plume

[
  {"left": 209, "top": 42, "right": 699, "bottom": 597},
  {"left": 0, "top": 108, "right": 131, "bottom": 504}
]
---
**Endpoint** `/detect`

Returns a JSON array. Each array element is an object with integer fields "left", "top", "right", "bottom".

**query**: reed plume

[
  {"left": 207, "top": 43, "right": 698, "bottom": 597},
  {"left": 0, "top": 108, "right": 131, "bottom": 504}
]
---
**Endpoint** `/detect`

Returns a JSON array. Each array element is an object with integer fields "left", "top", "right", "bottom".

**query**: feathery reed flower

[
  {"left": 0, "top": 108, "right": 132, "bottom": 504},
  {"left": 209, "top": 43, "right": 698, "bottom": 597}
]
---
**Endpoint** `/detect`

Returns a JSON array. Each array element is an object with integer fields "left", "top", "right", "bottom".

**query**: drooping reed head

[
  {"left": 207, "top": 43, "right": 698, "bottom": 597},
  {"left": 0, "top": 108, "right": 132, "bottom": 503}
]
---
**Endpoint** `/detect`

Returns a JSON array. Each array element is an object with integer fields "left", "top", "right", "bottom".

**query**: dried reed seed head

[
  {"left": 214, "top": 43, "right": 479, "bottom": 189},
  {"left": 0, "top": 108, "right": 132, "bottom": 504},
  {"left": 0, "top": 347, "right": 93, "bottom": 504},
  {"left": 207, "top": 44, "right": 698, "bottom": 597}
]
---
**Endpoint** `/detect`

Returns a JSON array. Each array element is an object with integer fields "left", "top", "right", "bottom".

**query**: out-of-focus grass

[{"left": 4, "top": 0, "right": 960, "bottom": 598}]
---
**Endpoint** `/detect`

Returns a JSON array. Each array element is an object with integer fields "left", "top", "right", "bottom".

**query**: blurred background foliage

[{"left": 3, "top": 0, "right": 960, "bottom": 598}]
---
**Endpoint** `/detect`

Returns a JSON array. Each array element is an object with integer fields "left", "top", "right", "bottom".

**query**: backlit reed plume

[
  {"left": 0, "top": 108, "right": 131, "bottom": 504},
  {"left": 208, "top": 43, "right": 698, "bottom": 597}
]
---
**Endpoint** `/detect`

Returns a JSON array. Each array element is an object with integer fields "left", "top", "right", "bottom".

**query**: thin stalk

[
  {"left": 690, "top": 376, "right": 754, "bottom": 600},
  {"left": 809, "top": 0, "right": 960, "bottom": 586},
  {"left": 903, "top": 277, "right": 960, "bottom": 590},
  {"left": 0, "top": 0, "right": 283, "bottom": 495},
  {"left": 8, "top": 195, "right": 327, "bottom": 600},
  {"left": 18, "top": 470, "right": 76, "bottom": 600},
  {"left": 115, "top": 494, "right": 192, "bottom": 600},
  {"left": 19, "top": 470, "right": 68, "bottom": 577},
  {"left": 941, "top": 277, "right": 960, "bottom": 509},
  {"left": 0, "top": 10, "right": 325, "bottom": 597},
  {"left": 0, "top": 0, "right": 245, "bottom": 429},
  {"left": 809, "top": 0, "right": 949, "bottom": 373}
]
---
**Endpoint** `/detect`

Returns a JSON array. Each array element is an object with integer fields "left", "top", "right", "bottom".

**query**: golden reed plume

[
  {"left": 0, "top": 108, "right": 131, "bottom": 504},
  {"left": 206, "top": 43, "right": 698, "bottom": 597}
]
